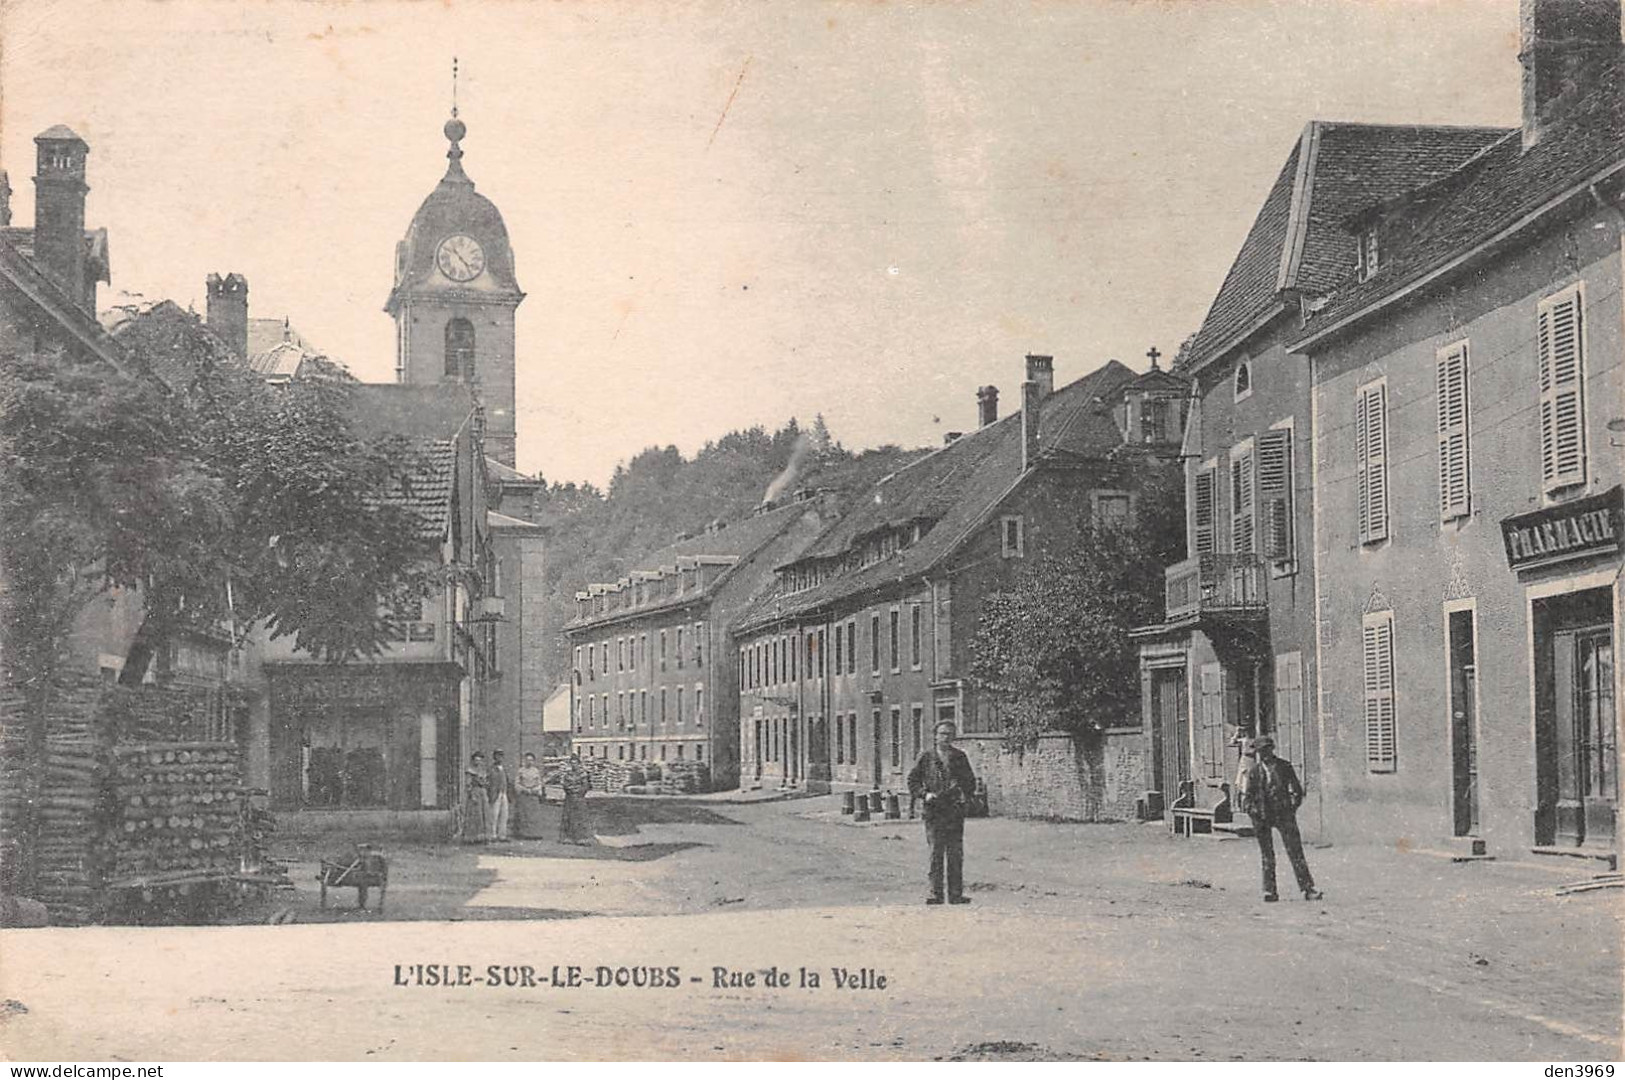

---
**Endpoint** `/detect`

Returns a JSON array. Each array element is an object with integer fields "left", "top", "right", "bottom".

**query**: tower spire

[{"left": 442, "top": 56, "right": 469, "bottom": 181}]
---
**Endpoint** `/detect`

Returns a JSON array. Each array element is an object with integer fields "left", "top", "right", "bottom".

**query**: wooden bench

[{"left": 1168, "top": 780, "right": 1233, "bottom": 838}]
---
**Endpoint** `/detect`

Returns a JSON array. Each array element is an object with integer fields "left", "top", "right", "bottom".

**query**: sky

[{"left": 1, "top": 0, "right": 1523, "bottom": 487}]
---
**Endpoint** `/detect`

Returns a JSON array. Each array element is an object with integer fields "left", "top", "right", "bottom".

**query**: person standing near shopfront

[
  {"left": 488, "top": 750, "right": 512, "bottom": 842},
  {"left": 906, "top": 721, "right": 978, "bottom": 905}
]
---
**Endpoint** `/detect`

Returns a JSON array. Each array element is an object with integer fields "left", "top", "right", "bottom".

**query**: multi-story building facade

[
  {"left": 736, "top": 356, "right": 1186, "bottom": 816},
  {"left": 260, "top": 383, "right": 502, "bottom": 821},
  {"left": 1293, "top": 1, "right": 1624, "bottom": 861},
  {"left": 1132, "top": 118, "right": 1508, "bottom": 837},
  {"left": 564, "top": 496, "right": 835, "bottom": 788}
]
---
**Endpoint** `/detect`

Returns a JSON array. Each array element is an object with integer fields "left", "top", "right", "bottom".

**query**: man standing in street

[
  {"left": 488, "top": 749, "right": 512, "bottom": 843},
  {"left": 1240, "top": 735, "right": 1323, "bottom": 903},
  {"left": 906, "top": 721, "right": 978, "bottom": 906}
]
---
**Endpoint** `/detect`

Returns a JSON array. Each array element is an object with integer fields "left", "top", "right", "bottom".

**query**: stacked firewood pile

[
  {"left": 646, "top": 761, "right": 711, "bottom": 795},
  {"left": 106, "top": 744, "right": 243, "bottom": 885},
  {"left": 0, "top": 676, "right": 112, "bottom": 926}
]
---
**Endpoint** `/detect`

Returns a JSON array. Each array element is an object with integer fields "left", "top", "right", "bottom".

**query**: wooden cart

[{"left": 317, "top": 846, "right": 388, "bottom": 912}]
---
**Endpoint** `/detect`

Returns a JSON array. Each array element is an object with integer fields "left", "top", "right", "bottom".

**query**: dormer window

[
  {"left": 1233, "top": 360, "right": 1253, "bottom": 403},
  {"left": 1357, "top": 228, "right": 1380, "bottom": 283}
]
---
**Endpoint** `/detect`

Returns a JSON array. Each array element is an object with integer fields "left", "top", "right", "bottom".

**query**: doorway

[
  {"left": 1447, "top": 609, "right": 1480, "bottom": 837},
  {"left": 1152, "top": 666, "right": 1190, "bottom": 807},
  {"left": 1535, "top": 587, "right": 1617, "bottom": 849},
  {"left": 871, "top": 709, "right": 883, "bottom": 788}
]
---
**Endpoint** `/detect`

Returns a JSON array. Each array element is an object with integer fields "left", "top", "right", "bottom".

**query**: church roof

[{"left": 384, "top": 115, "right": 521, "bottom": 314}]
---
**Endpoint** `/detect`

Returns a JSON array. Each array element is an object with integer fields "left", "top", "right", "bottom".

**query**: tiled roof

[
  {"left": 36, "top": 124, "right": 84, "bottom": 142},
  {"left": 736, "top": 361, "right": 1136, "bottom": 631},
  {"left": 347, "top": 383, "right": 479, "bottom": 443},
  {"left": 379, "top": 440, "right": 456, "bottom": 542},
  {"left": 2, "top": 226, "right": 113, "bottom": 286},
  {"left": 245, "top": 316, "right": 315, "bottom": 358},
  {"left": 566, "top": 498, "right": 826, "bottom": 632},
  {"left": 102, "top": 299, "right": 236, "bottom": 389},
  {"left": 485, "top": 456, "right": 538, "bottom": 484},
  {"left": 1299, "top": 72, "right": 1625, "bottom": 338},
  {"left": 348, "top": 385, "right": 478, "bottom": 543},
  {"left": 1182, "top": 123, "right": 1509, "bottom": 372}
]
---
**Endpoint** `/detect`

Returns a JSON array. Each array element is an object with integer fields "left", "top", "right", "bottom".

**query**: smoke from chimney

[{"left": 762, "top": 433, "right": 813, "bottom": 506}]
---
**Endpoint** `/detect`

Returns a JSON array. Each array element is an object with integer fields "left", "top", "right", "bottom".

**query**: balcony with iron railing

[{"left": 1164, "top": 553, "right": 1268, "bottom": 622}]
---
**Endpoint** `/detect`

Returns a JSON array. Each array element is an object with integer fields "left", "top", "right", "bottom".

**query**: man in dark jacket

[
  {"left": 1240, "top": 735, "right": 1323, "bottom": 902},
  {"left": 906, "top": 721, "right": 978, "bottom": 905}
]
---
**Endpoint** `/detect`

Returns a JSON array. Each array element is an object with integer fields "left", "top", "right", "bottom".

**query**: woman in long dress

[
  {"left": 513, "top": 752, "right": 547, "bottom": 839},
  {"left": 554, "top": 753, "right": 595, "bottom": 846},
  {"left": 461, "top": 752, "right": 490, "bottom": 844}
]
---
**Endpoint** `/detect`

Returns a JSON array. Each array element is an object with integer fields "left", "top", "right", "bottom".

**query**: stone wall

[{"left": 960, "top": 729, "right": 1147, "bottom": 822}]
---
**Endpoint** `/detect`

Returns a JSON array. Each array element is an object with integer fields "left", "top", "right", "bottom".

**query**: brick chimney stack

[
  {"left": 977, "top": 385, "right": 999, "bottom": 428},
  {"left": 1025, "top": 354, "right": 1054, "bottom": 399},
  {"left": 1521, "top": 0, "right": 1623, "bottom": 148},
  {"left": 206, "top": 273, "right": 250, "bottom": 359},
  {"left": 1021, "top": 380, "right": 1041, "bottom": 472},
  {"left": 0, "top": 171, "right": 11, "bottom": 227},
  {"left": 32, "top": 125, "right": 89, "bottom": 310}
]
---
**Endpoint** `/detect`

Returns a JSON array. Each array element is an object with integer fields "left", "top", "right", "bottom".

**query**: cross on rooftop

[{"left": 1146, "top": 345, "right": 1162, "bottom": 370}]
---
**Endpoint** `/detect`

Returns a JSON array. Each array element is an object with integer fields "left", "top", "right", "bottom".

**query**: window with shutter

[
  {"left": 1199, "top": 664, "right": 1226, "bottom": 779},
  {"left": 1273, "top": 652, "right": 1306, "bottom": 775},
  {"left": 1436, "top": 342, "right": 1471, "bottom": 521},
  {"left": 1230, "top": 444, "right": 1255, "bottom": 554},
  {"left": 1193, "top": 468, "right": 1217, "bottom": 555},
  {"left": 1258, "top": 428, "right": 1294, "bottom": 562},
  {"left": 1356, "top": 382, "right": 1390, "bottom": 544},
  {"left": 1538, "top": 284, "right": 1587, "bottom": 495},
  {"left": 1363, "top": 614, "right": 1397, "bottom": 772}
]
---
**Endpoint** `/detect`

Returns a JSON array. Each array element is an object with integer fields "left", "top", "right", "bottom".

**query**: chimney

[
  {"left": 1521, "top": 0, "right": 1623, "bottom": 148},
  {"left": 206, "top": 273, "right": 250, "bottom": 359},
  {"left": 1021, "top": 380, "right": 1041, "bottom": 471},
  {"left": 976, "top": 385, "right": 999, "bottom": 428},
  {"left": 32, "top": 125, "right": 89, "bottom": 309},
  {"left": 1025, "top": 354, "right": 1054, "bottom": 399},
  {"left": 0, "top": 171, "right": 11, "bottom": 227}
]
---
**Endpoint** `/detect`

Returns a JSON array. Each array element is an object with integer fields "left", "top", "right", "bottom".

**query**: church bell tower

[{"left": 385, "top": 111, "right": 525, "bottom": 465}]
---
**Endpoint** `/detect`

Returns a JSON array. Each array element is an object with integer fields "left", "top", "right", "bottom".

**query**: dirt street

[{"left": 1, "top": 795, "right": 1619, "bottom": 1061}]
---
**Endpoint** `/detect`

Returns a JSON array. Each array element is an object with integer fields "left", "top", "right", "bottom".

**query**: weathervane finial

[{"left": 451, "top": 56, "right": 460, "bottom": 119}]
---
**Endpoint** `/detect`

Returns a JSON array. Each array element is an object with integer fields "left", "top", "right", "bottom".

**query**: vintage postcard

[{"left": 0, "top": 0, "right": 1621, "bottom": 1065}]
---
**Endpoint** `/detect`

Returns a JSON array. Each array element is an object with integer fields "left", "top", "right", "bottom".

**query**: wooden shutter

[
  {"left": 1258, "top": 429, "right": 1294, "bottom": 561},
  {"left": 1230, "top": 448, "right": 1255, "bottom": 554},
  {"left": 1193, "top": 468, "right": 1216, "bottom": 555},
  {"left": 1357, "top": 383, "right": 1389, "bottom": 543},
  {"left": 1437, "top": 342, "right": 1471, "bottom": 520},
  {"left": 1273, "top": 652, "right": 1305, "bottom": 774},
  {"left": 1199, "top": 664, "right": 1225, "bottom": 779},
  {"left": 1362, "top": 616, "right": 1396, "bottom": 772},
  {"left": 1538, "top": 286, "right": 1587, "bottom": 493}
]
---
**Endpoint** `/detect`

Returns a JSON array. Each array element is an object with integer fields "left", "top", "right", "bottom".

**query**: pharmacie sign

[{"left": 1501, "top": 486, "right": 1624, "bottom": 572}]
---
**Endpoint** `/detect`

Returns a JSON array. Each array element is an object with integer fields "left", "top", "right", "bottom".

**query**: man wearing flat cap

[
  {"left": 907, "top": 720, "right": 978, "bottom": 905},
  {"left": 1239, "top": 734, "right": 1323, "bottom": 903}
]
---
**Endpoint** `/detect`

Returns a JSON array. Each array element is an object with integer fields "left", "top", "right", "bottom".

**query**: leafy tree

[
  {"left": 969, "top": 470, "right": 1185, "bottom": 744},
  {"left": 0, "top": 322, "right": 435, "bottom": 693}
]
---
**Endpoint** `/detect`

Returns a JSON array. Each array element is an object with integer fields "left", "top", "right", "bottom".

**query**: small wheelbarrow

[{"left": 317, "top": 845, "right": 388, "bottom": 913}]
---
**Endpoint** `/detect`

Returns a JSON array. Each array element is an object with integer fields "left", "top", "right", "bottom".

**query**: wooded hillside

[{"left": 529, "top": 416, "right": 925, "bottom": 687}]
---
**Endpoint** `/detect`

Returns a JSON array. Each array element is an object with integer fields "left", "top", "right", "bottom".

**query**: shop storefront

[{"left": 1503, "top": 487, "right": 1622, "bottom": 856}]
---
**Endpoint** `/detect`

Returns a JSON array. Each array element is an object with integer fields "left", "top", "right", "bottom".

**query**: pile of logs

[
  {"left": 0, "top": 678, "right": 111, "bottom": 926},
  {"left": 106, "top": 744, "right": 243, "bottom": 886}
]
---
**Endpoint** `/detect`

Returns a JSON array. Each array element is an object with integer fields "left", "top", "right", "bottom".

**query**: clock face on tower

[{"left": 435, "top": 234, "right": 486, "bottom": 283}]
